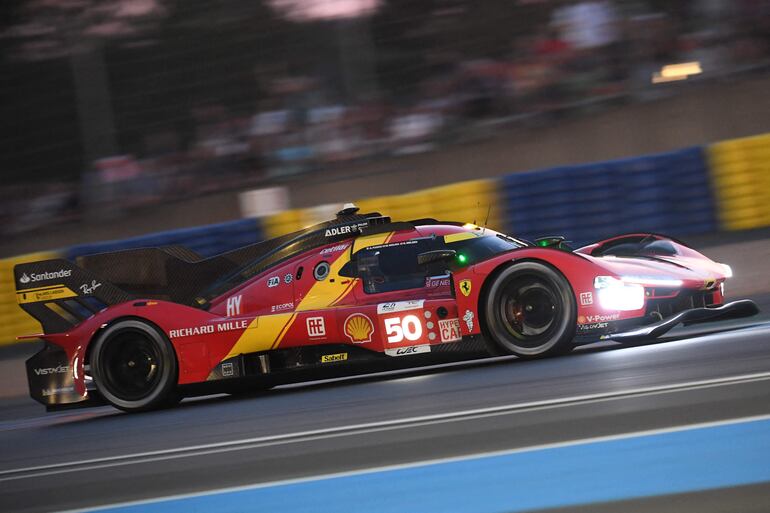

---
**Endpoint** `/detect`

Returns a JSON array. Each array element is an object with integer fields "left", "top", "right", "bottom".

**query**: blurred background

[{"left": 1, "top": 0, "right": 768, "bottom": 247}]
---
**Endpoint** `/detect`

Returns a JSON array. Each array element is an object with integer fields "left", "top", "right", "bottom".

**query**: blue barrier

[
  {"left": 501, "top": 147, "right": 717, "bottom": 246},
  {"left": 65, "top": 218, "right": 264, "bottom": 260}
]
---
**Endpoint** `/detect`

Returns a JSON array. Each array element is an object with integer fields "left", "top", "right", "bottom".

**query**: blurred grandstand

[{"left": 1, "top": 0, "right": 769, "bottom": 237}]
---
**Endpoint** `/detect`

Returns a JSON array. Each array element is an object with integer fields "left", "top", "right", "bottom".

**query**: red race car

[{"left": 16, "top": 205, "right": 758, "bottom": 412}]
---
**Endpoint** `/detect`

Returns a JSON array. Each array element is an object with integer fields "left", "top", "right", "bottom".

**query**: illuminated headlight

[
  {"left": 721, "top": 264, "right": 733, "bottom": 278},
  {"left": 620, "top": 276, "right": 683, "bottom": 287},
  {"left": 594, "top": 276, "right": 645, "bottom": 311}
]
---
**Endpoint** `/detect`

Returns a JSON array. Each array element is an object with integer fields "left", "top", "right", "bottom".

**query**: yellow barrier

[
  {"left": 0, "top": 251, "right": 59, "bottom": 345},
  {"left": 356, "top": 179, "right": 501, "bottom": 230},
  {"left": 709, "top": 133, "right": 770, "bottom": 230}
]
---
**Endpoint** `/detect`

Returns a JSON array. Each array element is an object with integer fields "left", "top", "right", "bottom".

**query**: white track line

[
  {"left": 2, "top": 370, "right": 770, "bottom": 482},
  {"left": 62, "top": 411, "right": 770, "bottom": 513}
]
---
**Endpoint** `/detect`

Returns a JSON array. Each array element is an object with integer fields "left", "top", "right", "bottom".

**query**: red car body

[{"left": 16, "top": 210, "right": 757, "bottom": 411}]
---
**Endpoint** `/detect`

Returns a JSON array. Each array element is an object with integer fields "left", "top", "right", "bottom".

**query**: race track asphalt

[{"left": 1, "top": 318, "right": 770, "bottom": 513}]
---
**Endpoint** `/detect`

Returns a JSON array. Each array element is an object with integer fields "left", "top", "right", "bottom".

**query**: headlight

[
  {"left": 594, "top": 276, "right": 645, "bottom": 311},
  {"left": 721, "top": 264, "right": 733, "bottom": 278},
  {"left": 619, "top": 276, "right": 683, "bottom": 287}
]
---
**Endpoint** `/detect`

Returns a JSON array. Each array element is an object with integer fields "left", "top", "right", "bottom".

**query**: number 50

[{"left": 385, "top": 315, "right": 423, "bottom": 343}]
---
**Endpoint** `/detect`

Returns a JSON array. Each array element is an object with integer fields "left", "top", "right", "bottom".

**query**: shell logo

[{"left": 343, "top": 313, "right": 374, "bottom": 343}]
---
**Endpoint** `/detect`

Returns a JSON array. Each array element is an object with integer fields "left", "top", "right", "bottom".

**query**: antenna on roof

[
  {"left": 482, "top": 204, "right": 491, "bottom": 235},
  {"left": 337, "top": 203, "right": 360, "bottom": 217}
]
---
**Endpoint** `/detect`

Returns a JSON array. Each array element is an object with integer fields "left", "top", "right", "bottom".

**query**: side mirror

[
  {"left": 534, "top": 236, "right": 572, "bottom": 251},
  {"left": 417, "top": 249, "right": 456, "bottom": 266}
]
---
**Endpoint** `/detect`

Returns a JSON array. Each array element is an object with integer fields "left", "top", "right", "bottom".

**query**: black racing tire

[
  {"left": 483, "top": 262, "right": 577, "bottom": 358},
  {"left": 90, "top": 319, "right": 178, "bottom": 412}
]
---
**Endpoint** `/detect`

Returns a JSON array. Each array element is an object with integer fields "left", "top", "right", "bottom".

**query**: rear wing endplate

[{"left": 14, "top": 258, "right": 133, "bottom": 334}]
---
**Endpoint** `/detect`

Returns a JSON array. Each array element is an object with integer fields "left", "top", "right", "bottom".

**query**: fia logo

[{"left": 226, "top": 295, "right": 242, "bottom": 317}]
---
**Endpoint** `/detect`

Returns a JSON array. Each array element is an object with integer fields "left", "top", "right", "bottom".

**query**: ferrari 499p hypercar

[{"left": 16, "top": 205, "right": 758, "bottom": 412}]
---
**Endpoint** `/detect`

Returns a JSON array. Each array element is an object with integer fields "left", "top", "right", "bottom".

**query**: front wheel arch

[{"left": 479, "top": 259, "right": 577, "bottom": 358}]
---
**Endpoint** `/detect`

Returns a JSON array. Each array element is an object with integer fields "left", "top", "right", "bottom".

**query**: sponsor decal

[
  {"left": 221, "top": 362, "right": 234, "bottom": 377},
  {"left": 324, "top": 222, "right": 369, "bottom": 238},
  {"left": 384, "top": 314, "right": 423, "bottom": 343},
  {"left": 17, "top": 285, "right": 77, "bottom": 304},
  {"left": 284, "top": 273, "right": 293, "bottom": 284},
  {"left": 580, "top": 292, "right": 593, "bottom": 306},
  {"left": 79, "top": 280, "right": 102, "bottom": 295},
  {"left": 320, "top": 243, "right": 350, "bottom": 255},
  {"left": 267, "top": 276, "right": 280, "bottom": 288},
  {"left": 459, "top": 279, "right": 472, "bottom": 297},
  {"left": 367, "top": 240, "right": 419, "bottom": 250},
  {"left": 385, "top": 345, "right": 431, "bottom": 357},
  {"left": 321, "top": 353, "right": 348, "bottom": 363},
  {"left": 463, "top": 309, "right": 475, "bottom": 331},
  {"left": 578, "top": 322, "right": 609, "bottom": 331},
  {"left": 344, "top": 313, "right": 374, "bottom": 343},
  {"left": 33, "top": 364, "right": 70, "bottom": 376},
  {"left": 169, "top": 319, "right": 249, "bottom": 339},
  {"left": 578, "top": 313, "right": 621, "bottom": 324},
  {"left": 306, "top": 317, "right": 326, "bottom": 338},
  {"left": 18, "top": 269, "right": 72, "bottom": 285},
  {"left": 438, "top": 318, "right": 462, "bottom": 342},
  {"left": 226, "top": 295, "right": 243, "bottom": 316},
  {"left": 42, "top": 386, "right": 75, "bottom": 397},
  {"left": 426, "top": 277, "right": 451, "bottom": 288},
  {"left": 271, "top": 302, "right": 294, "bottom": 313},
  {"left": 377, "top": 300, "right": 425, "bottom": 314}
]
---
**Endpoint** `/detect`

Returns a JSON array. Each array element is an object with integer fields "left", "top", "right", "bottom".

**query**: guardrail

[{"left": 2, "top": 132, "right": 767, "bottom": 345}]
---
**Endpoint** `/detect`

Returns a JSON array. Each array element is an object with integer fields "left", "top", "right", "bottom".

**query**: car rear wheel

[
  {"left": 90, "top": 319, "right": 178, "bottom": 412},
  {"left": 483, "top": 262, "right": 576, "bottom": 358}
]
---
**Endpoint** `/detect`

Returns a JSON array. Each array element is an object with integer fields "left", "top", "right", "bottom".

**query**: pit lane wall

[{"left": 1, "top": 132, "right": 768, "bottom": 345}]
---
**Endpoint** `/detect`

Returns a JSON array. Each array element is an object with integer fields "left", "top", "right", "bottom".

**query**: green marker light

[{"left": 457, "top": 254, "right": 468, "bottom": 264}]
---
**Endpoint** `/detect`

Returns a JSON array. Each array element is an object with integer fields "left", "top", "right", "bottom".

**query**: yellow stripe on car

[{"left": 223, "top": 231, "right": 393, "bottom": 360}]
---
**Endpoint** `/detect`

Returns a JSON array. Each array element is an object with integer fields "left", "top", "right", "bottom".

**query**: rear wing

[{"left": 14, "top": 258, "right": 133, "bottom": 335}]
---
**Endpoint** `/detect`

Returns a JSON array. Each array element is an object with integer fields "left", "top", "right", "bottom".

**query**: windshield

[{"left": 446, "top": 234, "right": 524, "bottom": 264}]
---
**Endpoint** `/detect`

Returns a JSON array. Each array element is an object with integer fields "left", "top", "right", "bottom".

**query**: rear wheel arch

[
  {"left": 88, "top": 316, "right": 180, "bottom": 412},
  {"left": 85, "top": 316, "right": 177, "bottom": 367}
]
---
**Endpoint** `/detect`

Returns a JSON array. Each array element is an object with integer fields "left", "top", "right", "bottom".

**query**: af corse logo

[{"left": 306, "top": 317, "right": 326, "bottom": 338}]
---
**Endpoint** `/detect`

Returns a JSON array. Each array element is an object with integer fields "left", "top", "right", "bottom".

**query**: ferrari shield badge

[{"left": 459, "top": 279, "right": 472, "bottom": 297}]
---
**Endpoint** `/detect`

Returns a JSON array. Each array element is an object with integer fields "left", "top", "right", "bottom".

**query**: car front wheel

[{"left": 483, "top": 262, "right": 576, "bottom": 358}]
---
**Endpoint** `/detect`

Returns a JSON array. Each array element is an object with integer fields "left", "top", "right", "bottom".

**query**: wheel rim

[
  {"left": 498, "top": 274, "right": 561, "bottom": 350},
  {"left": 100, "top": 330, "right": 162, "bottom": 401}
]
